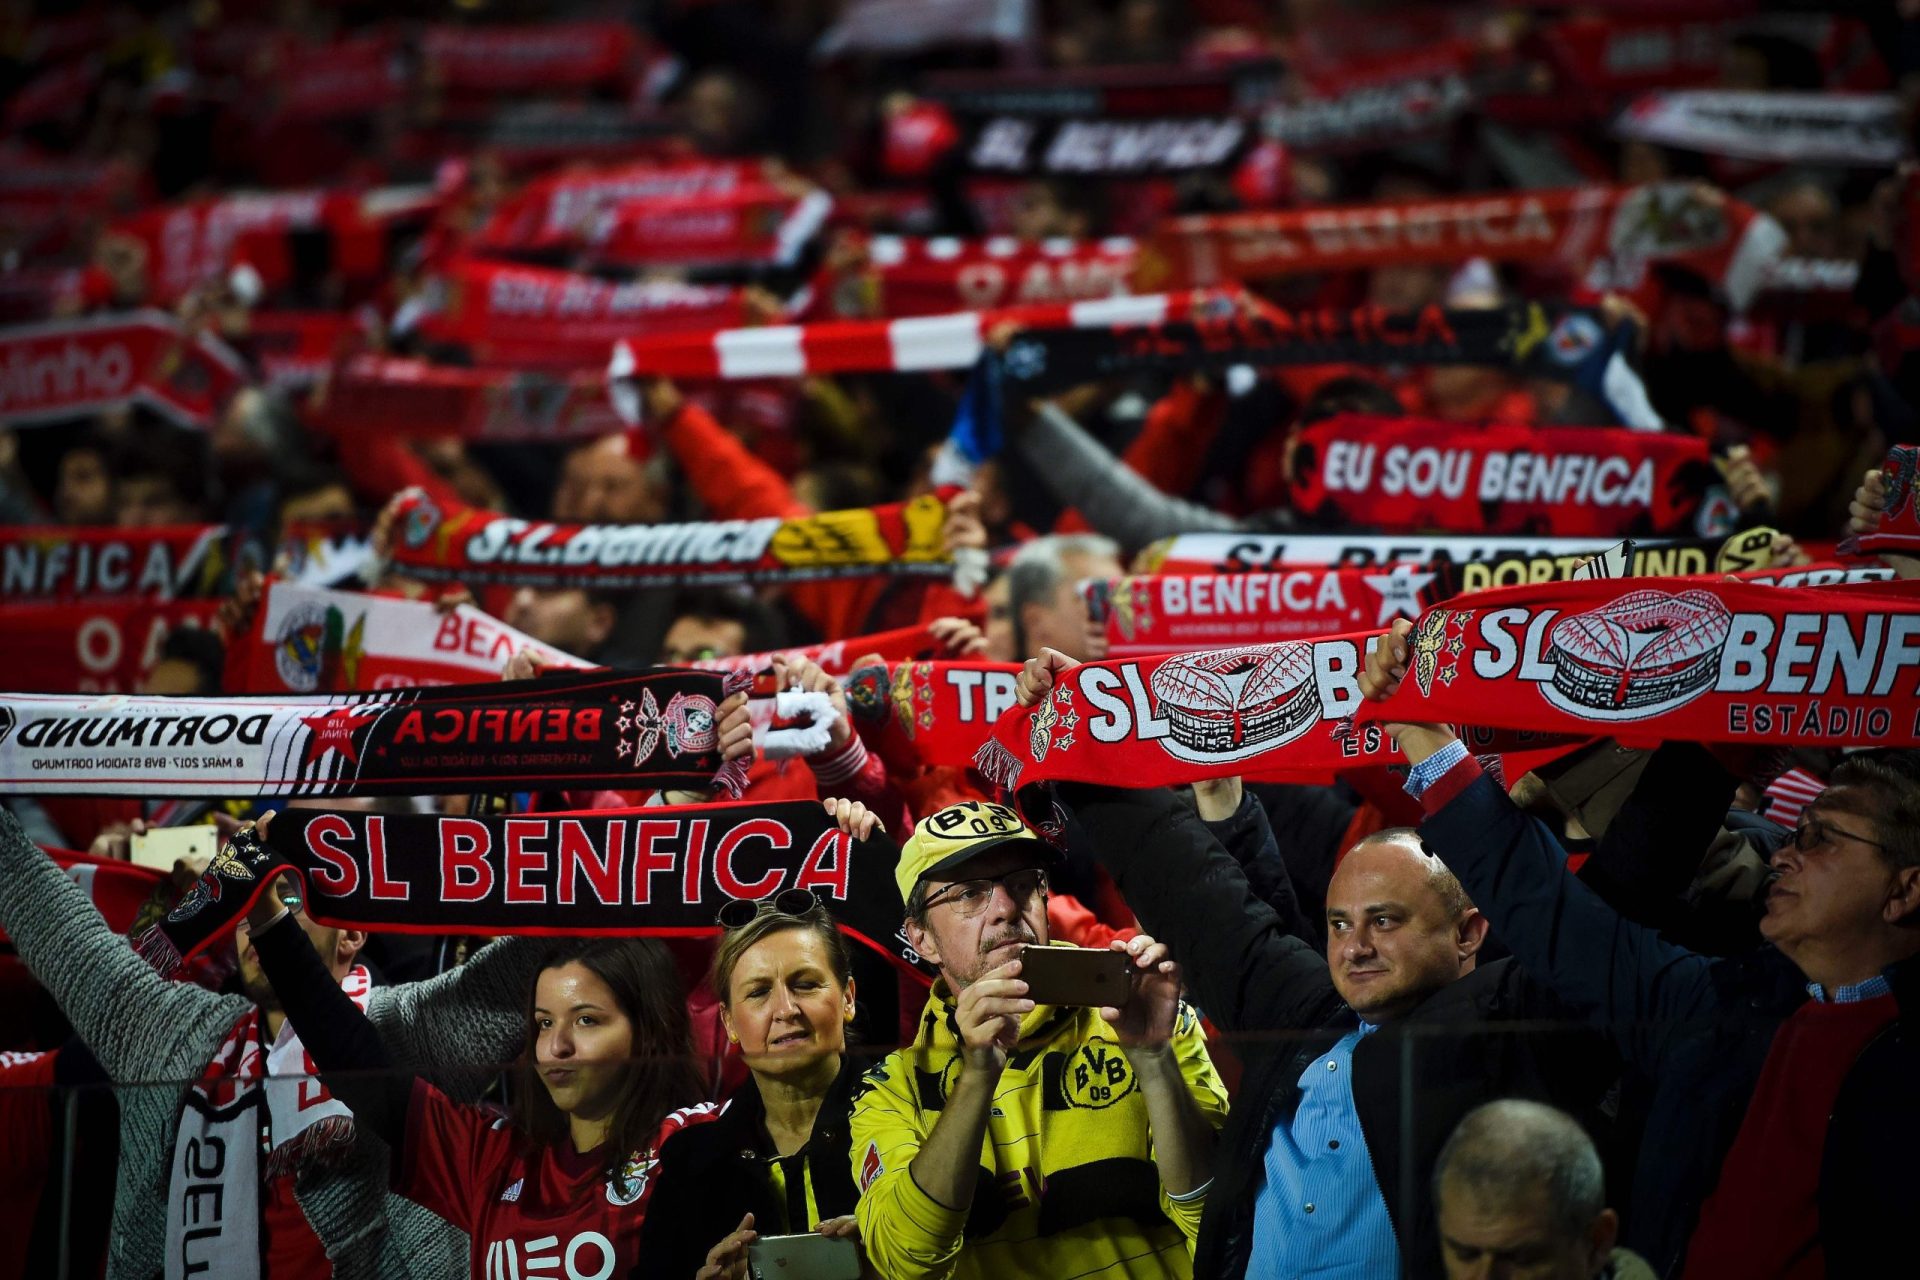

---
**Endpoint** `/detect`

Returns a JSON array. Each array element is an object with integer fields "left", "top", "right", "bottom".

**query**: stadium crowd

[{"left": 3, "top": 1, "right": 1920, "bottom": 1278}]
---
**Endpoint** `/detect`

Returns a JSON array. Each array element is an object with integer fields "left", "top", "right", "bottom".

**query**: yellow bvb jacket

[{"left": 849, "top": 980, "right": 1229, "bottom": 1280}]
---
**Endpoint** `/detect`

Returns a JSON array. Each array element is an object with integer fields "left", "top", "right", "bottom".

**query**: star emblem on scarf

[
  {"left": 299, "top": 707, "right": 380, "bottom": 767},
  {"left": 1361, "top": 565, "right": 1438, "bottom": 626}
]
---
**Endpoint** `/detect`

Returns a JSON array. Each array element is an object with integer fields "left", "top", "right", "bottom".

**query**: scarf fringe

[
  {"left": 263, "top": 1114, "right": 357, "bottom": 1178},
  {"left": 134, "top": 924, "right": 183, "bottom": 978},
  {"left": 972, "top": 739, "right": 1024, "bottom": 792}
]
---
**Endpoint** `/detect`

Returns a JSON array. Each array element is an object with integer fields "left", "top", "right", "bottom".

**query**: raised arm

[
  {"left": 1020, "top": 402, "right": 1244, "bottom": 550},
  {"left": 0, "top": 807, "right": 246, "bottom": 1083}
]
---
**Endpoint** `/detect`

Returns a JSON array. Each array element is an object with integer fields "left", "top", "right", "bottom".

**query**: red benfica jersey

[{"left": 397, "top": 1079, "right": 718, "bottom": 1280}]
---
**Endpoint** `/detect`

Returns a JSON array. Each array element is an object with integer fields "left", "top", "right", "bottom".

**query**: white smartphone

[
  {"left": 746, "top": 1234, "right": 860, "bottom": 1280},
  {"left": 128, "top": 827, "right": 219, "bottom": 874}
]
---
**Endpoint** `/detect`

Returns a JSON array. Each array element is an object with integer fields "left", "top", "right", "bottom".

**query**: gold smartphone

[{"left": 1017, "top": 945, "right": 1132, "bottom": 1007}]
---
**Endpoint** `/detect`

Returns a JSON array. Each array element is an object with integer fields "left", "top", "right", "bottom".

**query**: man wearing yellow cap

[{"left": 849, "top": 799, "right": 1227, "bottom": 1279}]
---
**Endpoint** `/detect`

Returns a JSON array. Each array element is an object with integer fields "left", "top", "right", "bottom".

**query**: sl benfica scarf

[
  {"left": 993, "top": 302, "right": 1620, "bottom": 395},
  {"left": 1085, "top": 567, "right": 1444, "bottom": 659},
  {"left": 418, "top": 259, "right": 758, "bottom": 369},
  {"left": 1616, "top": 91, "right": 1902, "bottom": 167},
  {"left": 2, "top": 597, "right": 223, "bottom": 692},
  {"left": 0, "top": 523, "right": 231, "bottom": 602},
  {"left": 1150, "top": 184, "right": 1786, "bottom": 312},
  {"left": 971, "top": 632, "right": 1407, "bottom": 798},
  {"left": 0, "top": 311, "right": 247, "bottom": 429},
  {"left": 827, "top": 236, "right": 1142, "bottom": 318},
  {"left": 1840, "top": 445, "right": 1920, "bottom": 557},
  {"left": 1136, "top": 532, "right": 1633, "bottom": 576},
  {"left": 591, "top": 185, "right": 835, "bottom": 272},
  {"left": 693, "top": 622, "right": 945, "bottom": 679},
  {"left": 233, "top": 580, "right": 591, "bottom": 695},
  {"left": 384, "top": 489, "right": 953, "bottom": 589},
  {"left": 165, "top": 966, "right": 374, "bottom": 1280},
  {"left": 138, "top": 804, "right": 926, "bottom": 985},
  {"left": 1365, "top": 577, "right": 1920, "bottom": 751},
  {"left": 1287, "top": 415, "right": 1713, "bottom": 538},
  {"left": 314, "top": 356, "right": 625, "bottom": 444},
  {"left": 0, "top": 668, "right": 750, "bottom": 799},
  {"left": 606, "top": 289, "right": 1241, "bottom": 387}
]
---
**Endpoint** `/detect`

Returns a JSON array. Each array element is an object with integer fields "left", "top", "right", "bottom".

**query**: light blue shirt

[
  {"left": 1246, "top": 1022, "right": 1399, "bottom": 1279},
  {"left": 1403, "top": 738, "right": 1470, "bottom": 799},
  {"left": 1806, "top": 973, "right": 1892, "bottom": 1004}
]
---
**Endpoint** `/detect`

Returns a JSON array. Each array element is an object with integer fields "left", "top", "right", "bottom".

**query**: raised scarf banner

[
  {"left": 692, "top": 622, "right": 943, "bottom": 678},
  {"left": 827, "top": 235, "right": 1141, "bottom": 318},
  {"left": 1616, "top": 91, "right": 1903, "bottom": 167},
  {"left": 384, "top": 489, "right": 953, "bottom": 589},
  {"left": 2, "top": 597, "right": 223, "bottom": 693},
  {"left": 1136, "top": 532, "right": 1648, "bottom": 576},
  {"left": 0, "top": 523, "right": 233, "bottom": 602},
  {"left": 1840, "top": 445, "right": 1920, "bottom": 557},
  {"left": 314, "top": 356, "right": 626, "bottom": 444},
  {"left": 590, "top": 185, "right": 835, "bottom": 272},
  {"left": 0, "top": 311, "right": 248, "bottom": 429},
  {"left": 469, "top": 158, "right": 767, "bottom": 256},
  {"left": 1147, "top": 183, "right": 1787, "bottom": 312},
  {"left": 1287, "top": 415, "right": 1714, "bottom": 538},
  {"left": 1365, "top": 577, "right": 1920, "bottom": 749},
  {"left": 0, "top": 668, "right": 749, "bottom": 799},
  {"left": 422, "top": 20, "right": 641, "bottom": 93},
  {"left": 970, "top": 633, "right": 1407, "bottom": 800},
  {"left": 845, "top": 659, "right": 1025, "bottom": 774},
  {"left": 1084, "top": 567, "right": 1446, "bottom": 659},
  {"left": 993, "top": 302, "right": 1623, "bottom": 395},
  {"left": 418, "top": 259, "right": 758, "bottom": 368},
  {"left": 1262, "top": 48, "right": 1474, "bottom": 152},
  {"left": 607, "top": 289, "right": 1240, "bottom": 386},
  {"left": 917, "top": 63, "right": 1273, "bottom": 176},
  {"left": 137, "top": 803, "right": 926, "bottom": 984},
  {"left": 234, "top": 580, "right": 592, "bottom": 695}
]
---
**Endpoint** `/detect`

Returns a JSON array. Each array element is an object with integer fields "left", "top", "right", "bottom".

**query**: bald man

[
  {"left": 1433, "top": 1100, "right": 1654, "bottom": 1280},
  {"left": 1020, "top": 639, "right": 1618, "bottom": 1280}
]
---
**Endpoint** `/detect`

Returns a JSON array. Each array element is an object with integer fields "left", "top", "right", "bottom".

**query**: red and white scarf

[
  {"left": 824, "top": 235, "right": 1141, "bottom": 318},
  {"left": 165, "top": 965, "right": 374, "bottom": 1280}
]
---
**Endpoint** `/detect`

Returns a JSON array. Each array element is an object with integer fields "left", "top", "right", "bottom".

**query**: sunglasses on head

[{"left": 715, "top": 887, "right": 822, "bottom": 930}]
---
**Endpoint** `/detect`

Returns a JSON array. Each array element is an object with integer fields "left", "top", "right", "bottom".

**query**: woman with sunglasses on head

[
  {"left": 635, "top": 798, "right": 888, "bottom": 1280},
  {"left": 239, "top": 813, "right": 714, "bottom": 1280}
]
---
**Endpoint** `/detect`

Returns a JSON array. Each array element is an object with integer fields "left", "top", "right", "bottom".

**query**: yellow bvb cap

[{"left": 895, "top": 800, "right": 1057, "bottom": 907}]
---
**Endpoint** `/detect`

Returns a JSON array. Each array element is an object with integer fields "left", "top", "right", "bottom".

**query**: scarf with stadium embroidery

[
  {"left": 0, "top": 667, "right": 749, "bottom": 799},
  {"left": 383, "top": 489, "right": 954, "bottom": 589},
  {"left": 1359, "top": 577, "right": 1920, "bottom": 751},
  {"left": 1286, "top": 415, "right": 1714, "bottom": 537},
  {"left": 1840, "top": 445, "right": 1920, "bottom": 557},
  {"left": 136, "top": 802, "right": 928, "bottom": 985}
]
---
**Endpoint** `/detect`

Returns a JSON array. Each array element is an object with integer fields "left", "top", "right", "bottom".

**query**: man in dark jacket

[
  {"left": 1362, "top": 619, "right": 1920, "bottom": 1277},
  {"left": 1017, "top": 651, "right": 1617, "bottom": 1280}
]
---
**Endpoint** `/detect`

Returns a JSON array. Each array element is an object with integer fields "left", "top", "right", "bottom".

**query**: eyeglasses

[
  {"left": 715, "top": 887, "right": 821, "bottom": 930},
  {"left": 920, "top": 868, "right": 1049, "bottom": 919},
  {"left": 1790, "top": 815, "right": 1888, "bottom": 856}
]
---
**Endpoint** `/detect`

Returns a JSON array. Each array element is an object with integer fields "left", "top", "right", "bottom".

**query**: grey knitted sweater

[{"left": 0, "top": 808, "right": 545, "bottom": 1280}]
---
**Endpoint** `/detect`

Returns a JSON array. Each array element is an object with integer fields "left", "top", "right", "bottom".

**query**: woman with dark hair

[
  {"left": 635, "top": 799, "right": 887, "bottom": 1280},
  {"left": 241, "top": 814, "right": 712, "bottom": 1280}
]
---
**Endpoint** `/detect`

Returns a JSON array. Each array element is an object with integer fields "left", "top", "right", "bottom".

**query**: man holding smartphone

[{"left": 849, "top": 799, "right": 1227, "bottom": 1280}]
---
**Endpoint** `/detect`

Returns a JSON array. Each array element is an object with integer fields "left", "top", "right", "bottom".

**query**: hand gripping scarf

[
  {"left": 383, "top": 489, "right": 954, "bottom": 589},
  {"left": 845, "top": 659, "right": 1027, "bottom": 775},
  {"left": 1287, "top": 415, "right": 1715, "bottom": 538},
  {"left": 0, "top": 668, "right": 750, "bottom": 799},
  {"left": 232, "top": 579, "right": 592, "bottom": 694},
  {"left": 1840, "top": 445, "right": 1920, "bottom": 558},
  {"left": 692, "top": 622, "right": 949, "bottom": 679},
  {"left": 166, "top": 965, "right": 374, "bottom": 1280},
  {"left": 137, "top": 803, "right": 928, "bottom": 984},
  {"left": 1362, "top": 577, "right": 1920, "bottom": 751},
  {"left": 993, "top": 303, "right": 1639, "bottom": 403}
]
